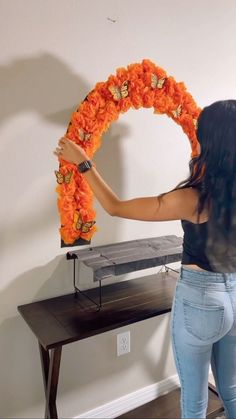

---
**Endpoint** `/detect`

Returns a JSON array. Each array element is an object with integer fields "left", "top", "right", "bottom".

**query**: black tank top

[{"left": 181, "top": 219, "right": 214, "bottom": 272}]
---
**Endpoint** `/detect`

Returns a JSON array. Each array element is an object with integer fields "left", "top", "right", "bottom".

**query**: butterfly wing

[
  {"left": 151, "top": 73, "right": 158, "bottom": 88},
  {"left": 84, "top": 133, "right": 91, "bottom": 141},
  {"left": 193, "top": 118, "right": 198, "bottom": 129},
  {"left": 55, "top": 171, "right": 64, "bottom": 184},
  {"left": 76, "top": 217, "right": 83, "bottom": 231},
  {"left": 64, "top": 172, "right": 73, "bottom": 184},
  {"left": 78, "top": 128, "right": 84, "bottom": 141},
  {"left": 108, "top": 85, "right": 122, "bottom": 101},
  {"left": 120, "top": 81, "right": 129, "bottom": 98},
  {"left": 172, "top": 105, "right": 182, "bottom": 118},
  {"left": 81, "top": 221, "right": 96, "bottom": 233},
  {"left": 157, "top": 78, "right": 165, "bottom": 89}
]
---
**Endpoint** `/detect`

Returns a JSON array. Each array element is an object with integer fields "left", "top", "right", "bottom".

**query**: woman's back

[{"left": 181, "top": 187, "right": 212, "bottom": 272}]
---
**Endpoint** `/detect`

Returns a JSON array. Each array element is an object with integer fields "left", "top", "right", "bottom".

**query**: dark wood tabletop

[{"left": 18, "top": 270, "right": 179, "bottom": 350}]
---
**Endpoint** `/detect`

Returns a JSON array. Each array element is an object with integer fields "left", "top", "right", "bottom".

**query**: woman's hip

[{"left": 170, "top": 267, "right": 236, "bottom": 345}]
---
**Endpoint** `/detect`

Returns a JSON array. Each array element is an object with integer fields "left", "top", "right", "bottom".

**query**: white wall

[{"left": 1, "top": 0, "right": 236, "bottom": 417}]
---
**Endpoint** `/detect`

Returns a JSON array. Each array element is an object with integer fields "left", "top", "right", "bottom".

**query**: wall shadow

[
  {"left": 0, "top": 53, "right": 91, "bottom": 255},
  {"left": 0, "top": 53, "right": 90, "bottom": 128}
]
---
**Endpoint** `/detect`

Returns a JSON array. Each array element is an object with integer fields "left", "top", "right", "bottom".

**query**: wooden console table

[{"left": 18, "top": 236, "right": 224, "bottom": 419}]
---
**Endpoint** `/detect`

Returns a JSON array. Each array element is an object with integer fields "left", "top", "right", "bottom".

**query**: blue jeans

[{"left": 170, "top": 266, "right": 236, "bottom": 419}]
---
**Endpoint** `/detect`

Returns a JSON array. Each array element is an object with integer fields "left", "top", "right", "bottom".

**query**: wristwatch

[{"left": 77, "top": 160, "right": 93, "bottom": 173}]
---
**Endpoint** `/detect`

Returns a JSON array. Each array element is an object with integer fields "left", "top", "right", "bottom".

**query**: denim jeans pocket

[{"left": 183, "top": 298, "right": 225, "bottom": 341}]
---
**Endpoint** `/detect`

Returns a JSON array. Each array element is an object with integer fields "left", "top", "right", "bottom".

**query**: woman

[{"left": 54, "top": 100, "right": 236, "bottom": 419}]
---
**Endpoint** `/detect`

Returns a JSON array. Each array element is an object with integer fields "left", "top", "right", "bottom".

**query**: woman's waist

[
  {"left": 182, "top": 263, "right": 209, "bottom": 272},
  {"left": 180, "top": 265, "right": 236, "bottom": 286},
  {"left": 181, "top": 247, "right": 214, "bottom": 272}
]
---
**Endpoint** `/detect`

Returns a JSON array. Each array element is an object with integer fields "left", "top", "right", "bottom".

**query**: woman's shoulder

[
  {"left": 182, "top": 187, "right": 208, "bottom": 223},
  {"left": 155, "top": 186, "right": 208, "bottom": 223}
]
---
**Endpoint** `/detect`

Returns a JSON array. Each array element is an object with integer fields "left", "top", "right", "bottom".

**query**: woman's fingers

[
  {"left": 54, "top": 136, "right": 81, "bottom": 163},
  {"left": 54, "top": 147, "right": 63, "bottom": 156},
  {"left": 59, "top": 138, "right": 66, "bottom": 146}
]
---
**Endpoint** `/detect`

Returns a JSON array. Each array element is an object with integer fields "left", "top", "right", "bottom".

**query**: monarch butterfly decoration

[
  {"left": 108, "top": 81, "right": 129, "bottom": 101},
  {"left": 78, "top": 128, "right": 91, "bottom": 142},
  {"left": 151, "top": 73, "right": 165, "bottom": 89},
  {"left": 172, "top": 105, "right": 182, "bottom": 119},
  {"left": 74, "top": 212, "right": 96, "bottom": 233},
  {"left": 55, "top": 170, "right": 73, "bottom": 184}
]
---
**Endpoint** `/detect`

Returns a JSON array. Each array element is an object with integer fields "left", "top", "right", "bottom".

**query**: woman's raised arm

[{"left": 54, "top": 137, "right": 194, "bottom": 222}]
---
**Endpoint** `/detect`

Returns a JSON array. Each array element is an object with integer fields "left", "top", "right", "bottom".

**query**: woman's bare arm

[{"left": 54, "top": 137, "right": 194, "bottom": 222}]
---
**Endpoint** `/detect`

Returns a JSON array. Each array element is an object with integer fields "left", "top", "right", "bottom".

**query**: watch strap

[{"left": 77, "top": 160, "right": 93, "bottom": 173}]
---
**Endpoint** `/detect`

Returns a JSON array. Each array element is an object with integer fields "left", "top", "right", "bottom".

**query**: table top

[
  {"left": 18, "top": 270, "right": 179, "bottom": 350},
  {"left": 67, "top": 235, "right": 183, "bottom": 281}
]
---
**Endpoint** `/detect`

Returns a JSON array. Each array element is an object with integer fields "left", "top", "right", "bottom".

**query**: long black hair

[{"left": 163, "top": 100, "right": 236, "bottom": 272}]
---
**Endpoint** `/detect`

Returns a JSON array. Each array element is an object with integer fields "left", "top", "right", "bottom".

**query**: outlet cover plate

[{"left": 117, "top": 331, "right": 130, "bottom": 356}]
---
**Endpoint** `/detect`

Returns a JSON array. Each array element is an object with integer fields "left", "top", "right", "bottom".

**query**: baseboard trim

[{"left": 76, "top": 374, "right": 180, "bottom": 419}]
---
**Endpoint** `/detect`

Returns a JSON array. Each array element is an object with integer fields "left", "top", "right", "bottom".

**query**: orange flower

[{"left": 55, "top": 59, "right": 200, "bottom": 245}]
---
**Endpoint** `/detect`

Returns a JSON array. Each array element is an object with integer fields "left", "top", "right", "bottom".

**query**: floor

[{"left": 117, "top": 387, "right": 225, "bottom": 419}]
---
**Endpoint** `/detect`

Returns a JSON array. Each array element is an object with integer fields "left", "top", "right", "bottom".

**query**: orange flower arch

[{"left": 55, "top": 59, "right": 201, "bottom": 246}]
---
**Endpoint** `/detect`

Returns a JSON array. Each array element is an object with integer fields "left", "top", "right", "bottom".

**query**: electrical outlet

[{"left": 117, "top": 331, "right": 130, "bottom": 356}]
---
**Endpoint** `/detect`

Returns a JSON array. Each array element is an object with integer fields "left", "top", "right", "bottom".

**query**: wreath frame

[{"left": 55, "top": 59, "right": 201, "bottom": 246}]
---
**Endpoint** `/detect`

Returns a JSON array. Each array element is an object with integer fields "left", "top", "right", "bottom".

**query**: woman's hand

[{"left": 54, "top": 137, "right": 89, "bottom": 165}]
